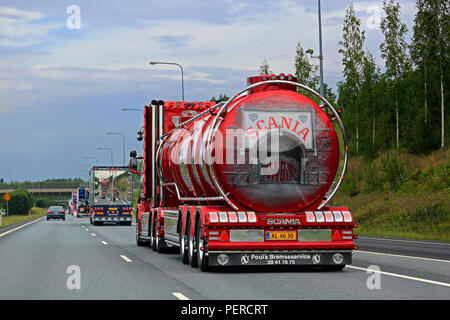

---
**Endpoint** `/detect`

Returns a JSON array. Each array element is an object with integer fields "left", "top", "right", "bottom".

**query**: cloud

[
  {"left": 0, "top": 6, "right": 62, "bottom": 47},
  {"left": 153, "top": 35, "right": 193, "bottom": 49}
]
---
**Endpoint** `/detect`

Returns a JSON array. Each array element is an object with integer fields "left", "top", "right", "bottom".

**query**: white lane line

[
  {"left": 172, "top": 292, "right": 191, "bottom": 300},
  {"left": 101, "top": 241, "right": 108, "bottom": 245},
  {"left": 120, "top": 255, "right": 133, "bottom": 263},
  {"left": 356, "top": 250, "right": 450, "bottom": 263},
  {"left": 0, "top": 217, "right": 45, "bottom": 238},
  {"left": 91, "top": 233, "right": 96, "bottom": 237},
  {"left": 85, "top": 228, "right": 89, "bottom": 231},
  {"left": 358, "top": 236, "right": 450, "bottom": 246},
  {"left": 347, "top": 265, "right": 450, "bottom": 288}
]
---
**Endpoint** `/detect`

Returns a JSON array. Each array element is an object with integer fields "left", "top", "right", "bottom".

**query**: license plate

[{"left": 265, "top": 231, "right": 297, "bottom": 241}]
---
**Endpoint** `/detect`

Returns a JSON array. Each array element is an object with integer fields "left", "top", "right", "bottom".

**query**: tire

[
  {"left": 179, "top": 219, "right": 189, "bottom": 264},
  {"left": 196, "top": 220, "right": 209, "bottom": 271},
  {"left": 136, "top": 225, "right": 147, "bottom": 247},
  {"left": 187, "top": 219, "right": 198, "bottom": 268},
  {"left": 150, "top": 214, "right": 157, "bottom": 252},
  {"left": 156, "top": 234, "right": 167, "bottom": 253}
]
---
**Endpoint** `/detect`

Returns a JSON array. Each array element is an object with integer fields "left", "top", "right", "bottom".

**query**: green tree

[
  {"left": 258, "top": 58, "right": 273, "bottom": 75},
  {"left": 338, "top": 3, "right": 366, "bottom": 156},
  {"left": 210, "top": 94, "right": 230, "bottom": 103},
  {"left": 380, "top": 0, "right": 410, "bottom": 151},
  {"left": 7, "top": 188, "right": 34, "bottom": 215},
  {"left": 294, "top": 41, "right": 319, "bottom": 90}
]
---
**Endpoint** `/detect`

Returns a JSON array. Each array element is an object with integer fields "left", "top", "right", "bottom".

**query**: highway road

[{"left": 0, "top": 216, "right": 449, "bottom": 300}]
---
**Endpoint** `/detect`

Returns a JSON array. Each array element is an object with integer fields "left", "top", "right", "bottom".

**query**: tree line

[{"left": 260, "top": 0, "right": 448, "bottom": 158}]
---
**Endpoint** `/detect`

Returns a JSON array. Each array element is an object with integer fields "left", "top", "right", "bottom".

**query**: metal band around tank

[{"left": 205, "top": 80, "right": 348, "bottom": 211}]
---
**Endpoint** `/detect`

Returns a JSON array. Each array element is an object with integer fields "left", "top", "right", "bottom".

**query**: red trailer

[{"left": 131, "top": 74, "right": 356, "bottom": 271}]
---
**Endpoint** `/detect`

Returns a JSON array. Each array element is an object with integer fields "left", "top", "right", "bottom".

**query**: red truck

[{"left": 131, "top": 74, "right": 357, "bottom": 271}]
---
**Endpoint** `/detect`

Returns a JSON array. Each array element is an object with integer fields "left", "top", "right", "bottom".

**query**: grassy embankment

[
  {"left": 0, "top": 208, "right": 46, "bottom": 229},
  {"left": 334, "top": 150, "right": 449, "bottom": 241}
]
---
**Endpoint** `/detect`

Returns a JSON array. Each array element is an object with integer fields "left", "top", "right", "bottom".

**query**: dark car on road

[{"left": 47, "top": 206, "right": 65, "bottom": 221}]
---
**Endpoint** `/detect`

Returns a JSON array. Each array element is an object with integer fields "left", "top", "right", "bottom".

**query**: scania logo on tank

[{"left": 244, "top": 110, "right": 314, "bottom": 149}]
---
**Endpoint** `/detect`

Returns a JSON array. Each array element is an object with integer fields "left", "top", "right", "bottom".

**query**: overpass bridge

[{"left": 0, "top": 186, "right": 87, "bottom": 199}]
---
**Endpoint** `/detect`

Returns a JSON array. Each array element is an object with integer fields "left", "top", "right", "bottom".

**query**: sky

[{"left": 0, "top": 0, "right": 417, "bottom": 182}]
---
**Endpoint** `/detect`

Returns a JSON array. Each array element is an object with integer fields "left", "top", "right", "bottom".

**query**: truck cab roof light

[
  {"left": 270, "top": 74, "right": 277, "bottom": 80},
  {"left": 287, "top": 74, "right": 294, "bottom": 81},
  {"left": 219, "top": 212, "right": 228, "bottom": 223},
  {"left": 247, "top": 211, "right": 257, "bottom": 223},
  {"left": 279, "top": 73, "right": 286, "bottom": 80},
  {"left": 261, "top": 75, "right": 268, "bottom": 81}
]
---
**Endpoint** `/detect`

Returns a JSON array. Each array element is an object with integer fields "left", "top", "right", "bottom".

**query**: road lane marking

[
  {"left": 358, "top": 236, "right": 450, "bottom": 246},
  {"left": 91, "top": 233, "right": 96, "bottom": 237},
  {"left": 85, "top": 228, "right": 89, "bottom": 231},
  {"left": 356, "top": 250, "right": 450, "bottom": 263},
  {"left": 120, "top": 255, "right": 133, "bottom": 263},
  {"left": 102, "top": 241, "right": 108, "bottom": 245},
  {"left": 0, "top": 217, "right": 44, "bottom": 238},
  {"left": 347, "top": 265, "right": 450, "bottom": 288},
  {"left": 172, "top": 292, "right": 190, "bottom": 300}
]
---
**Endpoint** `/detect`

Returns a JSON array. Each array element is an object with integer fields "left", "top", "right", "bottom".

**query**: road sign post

[{"left": 4, "top": 193, "right": 11, "bottom": 218}]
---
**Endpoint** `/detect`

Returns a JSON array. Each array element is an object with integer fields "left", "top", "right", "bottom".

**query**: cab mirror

[{"left": 129, "top": 158, "right": 141, "bottom": 175}]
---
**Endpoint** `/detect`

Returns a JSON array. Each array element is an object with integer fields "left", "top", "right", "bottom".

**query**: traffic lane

[
  {"left": 87, "top": 221, "right": 450, "bottom": 300},
  {"left": 71, "top": 217, "right": 207, "bottom": 300},
  {"left": 0, "top": 217, "right": 205, "bottom": 299},
  {"left": 355, "top": 236, "right": 450, "bottom": 261},
  {"left": 353, "top": 250, "right": 450, "bottom": 283}
]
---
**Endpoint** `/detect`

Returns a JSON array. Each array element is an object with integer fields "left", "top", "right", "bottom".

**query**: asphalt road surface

[{"left": 0, "top": 216, "right": 448, "bottom": 300}]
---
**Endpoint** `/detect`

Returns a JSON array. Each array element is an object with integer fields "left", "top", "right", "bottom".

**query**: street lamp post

[
  {"left": 149, "top": 61, "right": 184, "bottom": 101},
  {"left": 306, "top": 0, "right": 325, "bottom": 97},
  {"left": 121, "top": 108, "right": 144, "bottom": 115},
  {"left": 97, "top": 147, "right": 113, "bottom": 167},
  {"left": 106, "top": 132, "right": 126, "bottom": 166},
  {"left": 84, "top": 156, "right": 98, "bottom": 166}
]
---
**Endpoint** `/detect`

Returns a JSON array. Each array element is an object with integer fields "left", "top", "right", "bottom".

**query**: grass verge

[
  {"left": 0, "top": 208, "right": 46, "bottom": 229},
  {"left": 335, "top": 190, "right": 449, "bottom": 241}
]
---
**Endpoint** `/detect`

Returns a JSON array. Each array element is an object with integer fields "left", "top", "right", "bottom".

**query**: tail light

[
  {"left": 208, "top": 211, "right": 257, "bottom": 223},
  {"left": 60, "top": 210, "right": 64, "bottom": 214},
  {"left": 47, "top": 210, "right": 52, "bottom": 214}
]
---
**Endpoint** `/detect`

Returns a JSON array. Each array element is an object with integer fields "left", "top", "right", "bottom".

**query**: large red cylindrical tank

[{"left": 159, "top": 80, "right": 340, "bottom": 213}]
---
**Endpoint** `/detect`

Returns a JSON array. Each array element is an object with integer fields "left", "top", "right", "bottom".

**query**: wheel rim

[
  {"left": 181, "top": 234, "right": 186, "bottom": 255},
  {"left": 189, "top": 233, "right": 194, "bottom": 257},
  {"left": 197, "top": 226, "right": 204, "bottom": 261}
]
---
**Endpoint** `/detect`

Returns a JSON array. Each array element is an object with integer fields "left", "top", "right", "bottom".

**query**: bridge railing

[{"left": 0, "top": 183, "right": 88, "bottom": 191}]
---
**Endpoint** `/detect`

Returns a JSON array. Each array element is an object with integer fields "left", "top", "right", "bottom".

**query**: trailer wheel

[
  {"left": 156, "top": 234, "right": 167, "bottom": 253},
  {"left": 136, "top": 225, "right": 147, "bottom": 247},
  {"left": 179, "top": 220, "right": 189, "bottom": 264},
  {"left": 196, "top": 222, "right": 209, "bottom": 271},
  {"left": 150, "top": 214, "right": 157, "bottom": 251},
  {"left": 187, "top": 219, "right": 198, "bottom": 268}
]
